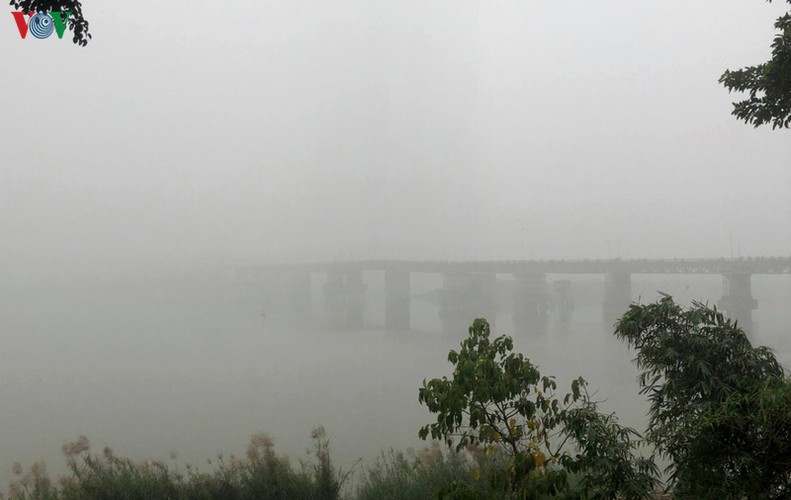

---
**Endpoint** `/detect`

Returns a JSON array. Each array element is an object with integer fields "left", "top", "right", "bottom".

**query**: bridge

[{"left": 236, "top": 257, "right": 791, "bottom": 336}]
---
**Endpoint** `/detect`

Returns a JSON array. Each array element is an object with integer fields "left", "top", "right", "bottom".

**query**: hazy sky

[{"left": 1, "top": 0, "right": 789, "bottom": 277}]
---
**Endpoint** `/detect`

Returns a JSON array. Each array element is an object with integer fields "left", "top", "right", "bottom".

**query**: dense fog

[{"left": 1, "top": 0, "right": 789, "bottom": 492}]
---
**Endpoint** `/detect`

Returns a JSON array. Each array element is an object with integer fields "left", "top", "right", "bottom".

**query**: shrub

[
  {"left": 418, "top": 318, "right": 657, "bottom": 499},
  {"left": 615, "top": 295, "right": 791, "bottom": 498}
]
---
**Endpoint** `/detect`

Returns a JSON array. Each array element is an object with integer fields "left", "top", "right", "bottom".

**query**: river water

[{"left": 1, "top": 272, "right": 788, "bottom": 489}]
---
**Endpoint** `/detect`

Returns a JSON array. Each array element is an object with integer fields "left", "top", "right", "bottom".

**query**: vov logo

[{"left": 12, "top": 11, "right": 71, "bottom": 40}]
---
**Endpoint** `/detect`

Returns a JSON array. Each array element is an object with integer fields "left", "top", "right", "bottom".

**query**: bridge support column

[
  {"left": 603, "top": 271, "right": 631, "bottom": 330},
  {"left": 324, "top": 271, "right": 345, "bottom": 329},
  {"left": 513, "top": 273, "right": 548, "bottom": 336},
  {"left": 718, "top": 272, "right": 757, "bottom": 335},
  {"left": 253, "top": 268, "right": 280, "bottom": 311},
  {"left": 385, "top": 270, "right": 411, "bottom": 332},
  {"left": 551, "top": 280, "right": 574, "bottom": 325},
  {"left": 439, "top": 273, "right": 497, "bottom": 336},
  {"left": 346, "top": 270, "right": 366, "bottom": 330},
  {"left": 287, "top": 270, "right": 312, "bottom": 320},
  {"left": 323, "top": 270, "right": 366, "bottom": 330}
]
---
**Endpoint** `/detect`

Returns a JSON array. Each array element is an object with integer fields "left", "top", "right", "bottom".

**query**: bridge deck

[{"left": 262, "top": 257, "right": 791, "bottom": 275}]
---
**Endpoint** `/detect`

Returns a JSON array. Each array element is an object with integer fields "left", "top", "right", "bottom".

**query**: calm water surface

[{"left": 1, "top": 273, "right": 788, "bottom": 488}]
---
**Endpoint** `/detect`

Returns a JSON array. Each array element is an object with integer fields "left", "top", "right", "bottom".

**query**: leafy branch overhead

[
  {"left": 9, "top": 0, "right": 90, "bottom": 45},
  {"left": 720, "top": 0, "right": 791, "bottom": 128}
]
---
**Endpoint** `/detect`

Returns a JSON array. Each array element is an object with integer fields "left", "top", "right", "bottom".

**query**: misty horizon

[{"left": 1, "top": 0, "right": 789, "bottom": 278}]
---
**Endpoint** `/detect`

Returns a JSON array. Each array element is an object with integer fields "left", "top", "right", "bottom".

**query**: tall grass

[
  {"left": 4, "top": 427, "right": 343, "bottom": 500},
  {"left": 5, "top": 432, "right": 670, "bottom": 499},
  {"left": 356, "top": 441, "right": 520, "bottom": 500}
]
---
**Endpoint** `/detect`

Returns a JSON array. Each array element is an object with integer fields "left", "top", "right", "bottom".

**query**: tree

[
  {"left": 720, "top": 0, "right": 791, "bottom": 128},
  {"left": 10, "top": 0, "right": 90, "bottom": 46},
  {"left": 418, "top": 318, "right": 657, "bottom": 499},
  {"left": 615, "top": 295, "right": 791, "bottom": 498}
]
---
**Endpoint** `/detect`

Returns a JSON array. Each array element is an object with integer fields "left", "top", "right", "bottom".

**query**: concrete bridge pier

[
  {"left": 324, "top": 270, "right": 345, "bottom": 329},
  {"left": 551, "top": 280, "right": 574, "bottom": 325},
  {"left": 385, "top": 269, "right": 411, "bottom": 332},
  {"left": 513, "top": 273, "right": 548, "bottom": 336},
  {"left": 345, "top": 270, "right": 366, "bottom": 330},
  {"left": 603, "top": 271, "right": 631, "bottom": 330},
  {"left": 287, "top": 270, "right": 312, "bottom": 320},
  {"left": 323, "top": 270, "right": 366, "bottom": 330},
  {"left": 718, "top": 272, "right": 757, "bottom": 335},
  {"left": 438, "top": 272, "right": 497, "bottom": 336}
]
